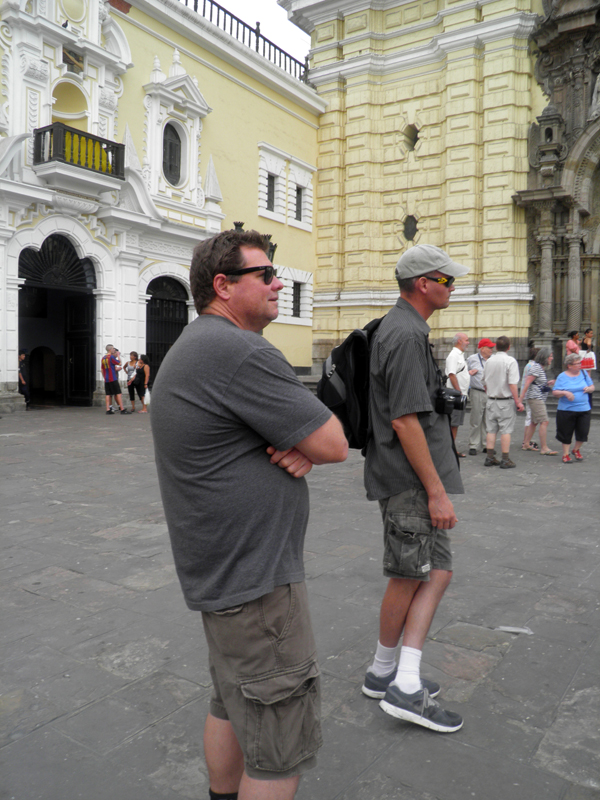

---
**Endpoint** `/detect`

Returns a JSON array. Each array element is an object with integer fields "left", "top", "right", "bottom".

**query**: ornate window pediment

[{"left": 142, "top": 50, "right": 212, "bottom": 206}]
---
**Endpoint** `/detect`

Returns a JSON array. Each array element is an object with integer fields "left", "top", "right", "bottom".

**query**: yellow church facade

[{"left": 285, "top": 0, "right": 548, "bottom": 361}]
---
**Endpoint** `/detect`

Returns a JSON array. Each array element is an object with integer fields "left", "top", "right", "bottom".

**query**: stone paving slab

[{"left": 1, "top": 408, "right": 600, "bottom": 799}]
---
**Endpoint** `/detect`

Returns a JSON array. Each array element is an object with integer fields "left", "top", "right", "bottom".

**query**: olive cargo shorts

[
  {"left": 201, "top": 582, "right": 322, "bottom": 780},
  {"left": 379, "top": 488, "right": 453, "bottom": 580}
]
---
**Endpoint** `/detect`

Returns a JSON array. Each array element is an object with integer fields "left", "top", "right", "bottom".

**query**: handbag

[
  {"left": 144, "top": 387, "right": 151, "bottom": 406},
  {"left": 580, "top": 351, "right": 596, "bottom": 370}
]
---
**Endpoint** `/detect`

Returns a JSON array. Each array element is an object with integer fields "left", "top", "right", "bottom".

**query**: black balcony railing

[
  {"left": 33, "top": 123, "right": 125, "bottom": 179},
  {"left": 179, "top": 0, "right": 308, "bottom": 82}
]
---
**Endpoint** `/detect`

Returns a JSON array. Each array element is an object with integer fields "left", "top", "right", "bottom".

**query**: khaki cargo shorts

[
  {"left": 201, "top": 582, "right": 321, "bottom": 780},
  {"left": 486, "top": 398, "right": 517, "bottom": 435},
  {"left": 379, "top": 488, "right": 453, "bottom": 580}
]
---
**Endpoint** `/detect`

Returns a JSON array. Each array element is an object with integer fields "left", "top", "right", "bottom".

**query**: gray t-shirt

[
  {"left": 151, "top": 314, "right": 331, "bottom": 612},
  {"left": 364, "top": 298, "right": 464, "bottom": 501}
]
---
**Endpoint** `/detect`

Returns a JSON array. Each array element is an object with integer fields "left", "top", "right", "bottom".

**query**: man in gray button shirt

[
  {"left": 466, "top": 338, "right": 495, "bottom": 455},
  {"left": 361, "top": 244, "right": 466, "bottom": 733}
]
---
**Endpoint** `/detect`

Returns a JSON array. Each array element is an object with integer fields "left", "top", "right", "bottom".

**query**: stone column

[
  {"left": 566, "top": 233, "right": 582, "bottom": 333},
  {"left": 187, "top": 299, "right": 197, "bottom": 323},
  {"left": 536, "top": 234, "right": 556, "bottom": 339}
]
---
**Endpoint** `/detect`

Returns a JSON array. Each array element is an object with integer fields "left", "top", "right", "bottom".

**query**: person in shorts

[
  {"left": 520, "top": 345, "right": 540, "bottom": 451},
  {"left": 482, "top": 336, "right": 524, "bottom": 469},
  {"left": 151, "top": 229, "right": 348, "bottom": 800},
  {"left": 518, "top": 347, "right": 556, "bottom": 455},
  {"left": 362, "top": 244, "right": 466, "bottom": 734},
  {"left": 101, "top": 344, "right": 128, "bottom": 415}
]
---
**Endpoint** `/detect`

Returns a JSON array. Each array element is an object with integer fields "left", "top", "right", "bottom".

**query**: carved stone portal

[{"left": 514, "top": 0, "right": 600, "bottom": 345}]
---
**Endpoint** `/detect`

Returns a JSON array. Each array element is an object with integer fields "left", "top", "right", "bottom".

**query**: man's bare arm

[
  {"left": 392, "top": 413, "right": 457, "bottom": 529},
  {"left": 293, "top": 414, "right": 349, "bottom": 465},
  {"left": 267, "top": 414, "right": 348, "bottom": 477},
  {"left": 509, "top": 383, "right": 524, "bottom": 412},
  {"left": 448, "top": 374, "right": 460, "bottom": 393}
]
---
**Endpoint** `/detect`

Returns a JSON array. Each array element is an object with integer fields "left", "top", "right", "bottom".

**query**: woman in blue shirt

[{"left": 552, "top": 353, "right": 595, "bottom": 463}]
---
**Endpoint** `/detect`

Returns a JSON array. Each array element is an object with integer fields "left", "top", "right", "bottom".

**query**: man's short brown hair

[
  {"left": 190, "top": 229, "right": 268, "bottom": 313},
  {"left": 496, "top": 335, "right": 510, "bottom": 352}
]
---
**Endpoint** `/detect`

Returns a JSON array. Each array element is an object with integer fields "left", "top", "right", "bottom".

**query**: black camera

[{"left": 435, "top": 387, "right": 467, "bottom": 416}]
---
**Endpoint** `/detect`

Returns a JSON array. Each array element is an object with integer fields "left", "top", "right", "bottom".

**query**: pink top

[{"left": 566, "top": 339, "right": 580, "bottom": 355}]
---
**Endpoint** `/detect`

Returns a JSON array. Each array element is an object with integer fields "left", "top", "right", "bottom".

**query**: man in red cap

[{"left": 466, "top": 338, "right": 494, "bottom": 455}]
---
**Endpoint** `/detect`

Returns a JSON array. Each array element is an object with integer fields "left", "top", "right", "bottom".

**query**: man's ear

[
  {"left": 415, "top": 275, "right": 428, "bottom": 296},
  {"left": 212, "top": 273, "right": 232, "bottom": 301}
]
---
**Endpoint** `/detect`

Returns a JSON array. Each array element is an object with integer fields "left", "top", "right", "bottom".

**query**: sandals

[
  {"left": 540, "top": 450, "right": 558, "bottom": 456},
  {"left": 562, "top": 454, "right": 572, "bottom": 464},
  {"left": 571, "top": 449, "right": 583, "bottom": 461},
  {"left": 522, "top": 444, "right": 536, "bottom": 451}
]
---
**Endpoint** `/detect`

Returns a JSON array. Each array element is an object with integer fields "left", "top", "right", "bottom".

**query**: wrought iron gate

[{"left": 146, "top": 277, "right": 189, "bottom": 374}]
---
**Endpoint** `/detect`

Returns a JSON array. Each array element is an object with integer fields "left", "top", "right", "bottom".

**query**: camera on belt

[{"left": 435, "top": 387, "right": 467, "bottom": 415}]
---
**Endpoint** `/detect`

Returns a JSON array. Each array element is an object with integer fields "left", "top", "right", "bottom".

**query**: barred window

[
  {"left": 267, "top": 174, "right": 276, "bottom": 211},
  {"left": 292, "top": 282, "right": 301, "bottom": 317},
  {"left": 163, "top": 123, "right": 181, "bottom": 186}
]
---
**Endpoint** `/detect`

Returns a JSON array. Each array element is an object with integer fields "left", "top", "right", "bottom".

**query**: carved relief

[
  {"left": 26, "top": 89, "right": 39, "bottom": 163},
  {"left": 143, "top": 238, "right": 193, "bottom": 259},
  {"left": 99, "top": 87, "right": 118, "bottom": 111},
  {"left": 52, "top": 193, "right": 100, "bottom": 216},
  {"left": 21, "top": 56, "right": 48, "bottom": 82}
]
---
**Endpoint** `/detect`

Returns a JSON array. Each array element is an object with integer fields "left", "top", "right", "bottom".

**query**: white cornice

[
  {"left": 280, "top": 0, "right": 388, "bottom": 33},
  {"left": 125, "top": 0, "right": 326, "bottom": 115},
  {"left": 307, "top": 12, "right": 538, "bottom": 84},
  {"left": 314, "top": 283, "right": 534, "bottom": 308},
  {"left": 258, "top": 142, "right": 316, "bottom": 173}
]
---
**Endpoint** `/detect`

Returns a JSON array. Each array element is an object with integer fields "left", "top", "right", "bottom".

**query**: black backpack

[{"left": 316, "top": 317, "right": 383, "bottom": 450}]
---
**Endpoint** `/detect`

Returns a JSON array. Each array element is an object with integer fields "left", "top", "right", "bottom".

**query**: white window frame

[
  {"left": 287, "top": 157, "right": 314, "bottom": 232},
  {"left": 258, "top": 143, "right": 315, "bottom": 231},
  {"left": 274, "top": 266, "right": 313, "bottom": 326},
  {"left": 258, "top": 143, "right": 286, "bottom": 223}
]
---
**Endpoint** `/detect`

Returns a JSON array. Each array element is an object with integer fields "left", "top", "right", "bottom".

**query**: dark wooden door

[{"left": 65, "top": 294, "right": 95, "bottom": 405}]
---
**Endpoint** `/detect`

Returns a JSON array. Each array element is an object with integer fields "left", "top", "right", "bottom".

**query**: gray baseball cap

[{"left": 395, "top": 244, "right": 470, "bottom": 281}]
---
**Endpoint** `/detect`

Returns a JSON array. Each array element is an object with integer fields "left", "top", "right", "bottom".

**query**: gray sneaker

[
  {"left": 499, "top": 457, "right": 516, "bottom": 469},
  {"left": 380, "top": 685, "right": 463, "bottom": 733},
  {"left": 484, "top": 456, "right": 500, "bottom": 467},
  {"left": 362, "top": 669, "right": 440, "bottom": 700}
]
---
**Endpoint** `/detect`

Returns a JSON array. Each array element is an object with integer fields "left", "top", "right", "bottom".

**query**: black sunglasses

[
  {"left": 424, "top": 274, "right": 455, "bottom": 287},
  {"left": 223, "top": 266, "right": 277, "bottom": 284}
]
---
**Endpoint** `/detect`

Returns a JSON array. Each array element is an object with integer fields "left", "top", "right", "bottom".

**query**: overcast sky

[{"left": 211, "top": 0, "right": 311, "bottom": 61}]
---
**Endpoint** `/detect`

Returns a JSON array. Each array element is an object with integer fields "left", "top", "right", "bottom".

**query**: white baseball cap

[{"left": 395, "top": 244, "right": 470, "bottom": 281}]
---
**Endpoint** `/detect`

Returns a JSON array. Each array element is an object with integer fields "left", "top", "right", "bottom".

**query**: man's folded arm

[{"left": 294, "top": 414, "right": 349, "bottom": 465}]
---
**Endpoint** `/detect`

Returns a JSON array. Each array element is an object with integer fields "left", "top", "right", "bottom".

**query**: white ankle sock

[
  {"left": 392, "top": 646, "right": 423, "bottom": 694},
  {"left": 369, "top": 641, "right": 397, "bottom": 677}
]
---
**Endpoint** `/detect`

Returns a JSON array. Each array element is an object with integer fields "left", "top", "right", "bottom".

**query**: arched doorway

[
  {"left": 18, "top": 234, "right": 96, "bottom": 405},
  {"left": 146, "top": 277, "right": 189, "bottom": 374}
]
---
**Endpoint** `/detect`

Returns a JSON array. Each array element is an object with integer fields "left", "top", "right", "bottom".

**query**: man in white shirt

[
  {"left": 445, "top": 332, "right": 470, "bottom": 456},
  {"left": 482, "top": 335, "right": 524, "bottom": 469}
]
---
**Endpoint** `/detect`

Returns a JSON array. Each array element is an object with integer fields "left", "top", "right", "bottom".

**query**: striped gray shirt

[{"left": 364, "top": 298, "right": 464, "bottom": 501}]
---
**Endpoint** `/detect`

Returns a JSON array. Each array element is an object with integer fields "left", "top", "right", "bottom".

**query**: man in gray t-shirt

[
  {"left": 151, "top": 229, "right": 347, "bottom": 800},
  {"left": 362, "top": 244, "right": 467, "bottom": 734}
]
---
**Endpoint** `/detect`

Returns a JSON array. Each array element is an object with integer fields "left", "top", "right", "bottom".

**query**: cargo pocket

[
  {"left": 239, "top": 660, "right": 322, "bottom": 773},
  {"left": 384, "top": 513, "right": 434, "bottom": 578}
]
